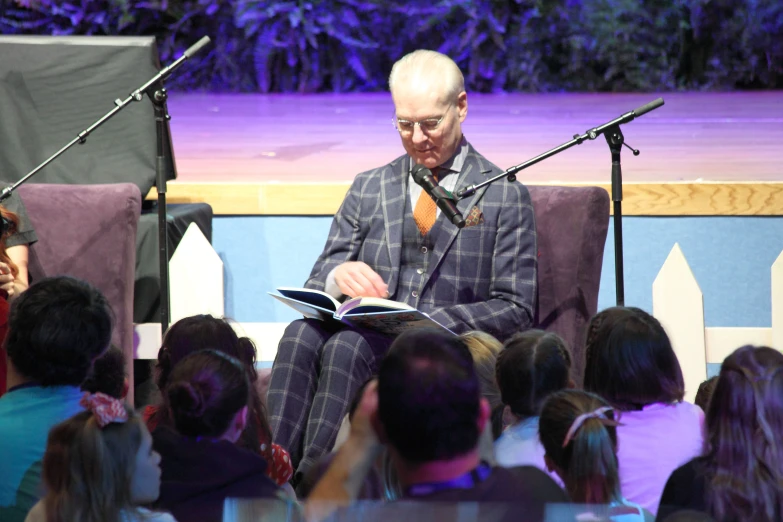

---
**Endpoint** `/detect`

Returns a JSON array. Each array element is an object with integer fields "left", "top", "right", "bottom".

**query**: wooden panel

[
  {"left": 705, "top": 327, "right": 774, "bottom": 364},
  {"left": 148, "top": 181, "right": 783, "bottom": 216},
  {"left": 652, "top": 243, "right": 707, "bottom": 402}
]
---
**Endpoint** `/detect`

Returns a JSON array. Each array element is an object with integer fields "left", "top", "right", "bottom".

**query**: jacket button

[
  {"left": 417, "top": 268, "right": 424, "bottom": 275},
  {"left": 420, "top": 246, "right": 428, "bottom": 253},
  {"left": 412, "top": 291, "right": 418, "bottom": 298}
]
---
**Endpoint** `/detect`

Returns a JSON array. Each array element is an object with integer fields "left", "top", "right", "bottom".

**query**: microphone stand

[
  {"left": 0, "top": 36, "right": 211, "bottom": 332},
  {"left": 456, "top": 97, "right": 664, "bottom": 306}
]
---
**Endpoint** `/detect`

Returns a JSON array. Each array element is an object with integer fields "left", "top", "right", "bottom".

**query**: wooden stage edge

[{"left": 147, "top": 181, "right": 783, "bottom": 216}]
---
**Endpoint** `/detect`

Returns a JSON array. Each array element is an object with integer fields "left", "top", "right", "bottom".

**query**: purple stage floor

[{"left": 166, "top": 91, "right": 783, "bottom": 184}]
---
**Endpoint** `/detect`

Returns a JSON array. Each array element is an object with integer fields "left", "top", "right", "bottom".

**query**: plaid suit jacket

[{"left": 305, "top": 143, "right": 537, "bottom": 339}]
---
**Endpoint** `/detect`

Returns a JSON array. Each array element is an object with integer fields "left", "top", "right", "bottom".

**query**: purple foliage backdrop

[{"left": 1, "top": 0, "right": 781, "bottom": 92}]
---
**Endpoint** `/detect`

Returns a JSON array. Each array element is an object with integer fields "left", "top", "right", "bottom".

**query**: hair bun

[{"left": 167, "top": 381, "right": 206, "bottom": 418}]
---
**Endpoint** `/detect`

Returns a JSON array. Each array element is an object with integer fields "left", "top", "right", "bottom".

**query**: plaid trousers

[{"left": 267, "top": 318, "right": 393, "bottom": 480}]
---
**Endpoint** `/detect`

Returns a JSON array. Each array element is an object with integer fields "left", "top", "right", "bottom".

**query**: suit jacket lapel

[
  {"left": 424, "top": 146, "right": 492, "bottom": 284},
  {"left": 381, "top": 156, "right": 408, "bottom": 295}
]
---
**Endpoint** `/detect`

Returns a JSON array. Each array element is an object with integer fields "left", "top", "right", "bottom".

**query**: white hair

[{"left": 388, "top": 50, "right": 465, "bottom": 102}]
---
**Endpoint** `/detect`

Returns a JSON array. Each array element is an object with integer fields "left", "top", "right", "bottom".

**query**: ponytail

[{"left": 540, "top": 390, "right": 621, "bottom": 505}]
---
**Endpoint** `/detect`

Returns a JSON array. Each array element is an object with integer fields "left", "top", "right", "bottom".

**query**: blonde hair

[
  {"left": 461, "top": 331, "right": 503, "bottom": 410},
  {"left": 388, "top": 50, "right": 465, "bottom": 102},
  {"left": 41, "top": 407, "right": 144, "bottom": 522}
]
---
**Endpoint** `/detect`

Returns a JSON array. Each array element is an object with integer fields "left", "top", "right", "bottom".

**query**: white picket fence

[{"left": 135, "top": 233, "right": 782, "bottom": 398}]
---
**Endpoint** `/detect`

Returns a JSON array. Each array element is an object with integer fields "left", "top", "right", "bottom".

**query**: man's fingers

[
  {"left": 335, "top": 262, "right": 388, "bottom": 298},
  {"left": 356, "top": 264, "right": 388, "bottom": 297},
  {"left": 352, "top": 271, "right": 383, "bottom": 298}
]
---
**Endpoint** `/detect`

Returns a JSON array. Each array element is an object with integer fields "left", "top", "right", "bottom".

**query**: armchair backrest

[
  {"left": 528, "top": 185, "right": 610, "bottom": 384},
  {"left": 18, "top": 183, "right": 141, "bottom": 397}
]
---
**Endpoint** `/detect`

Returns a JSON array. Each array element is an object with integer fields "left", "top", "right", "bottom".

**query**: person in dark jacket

[{"left": 152, "top": 350, "right": 282, "bottom": 522}]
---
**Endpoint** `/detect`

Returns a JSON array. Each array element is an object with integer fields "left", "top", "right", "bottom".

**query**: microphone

[{"left": 411, "top": 164, "right": 466, "bottom": 228}]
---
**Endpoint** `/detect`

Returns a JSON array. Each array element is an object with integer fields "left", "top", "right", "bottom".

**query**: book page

[
  {"left": 269, "top": 292, "right": 336, "bottom": 322},
  {"left": 276, "top": 287, "right": 340, "bottom": 312},
  {"left": 337, "top": 296, "right": 413, "bottom": 317}
]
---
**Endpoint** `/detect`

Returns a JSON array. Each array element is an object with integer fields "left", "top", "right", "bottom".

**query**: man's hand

[
  {"left": 0, "top": 262, "right": 16, "bottom": 300},
  {"left": 334, "top": 262, "right": 389, "bottom": 298}
]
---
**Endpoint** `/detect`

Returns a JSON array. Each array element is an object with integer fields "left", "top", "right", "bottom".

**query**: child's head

[
  {"left": 42, "top": 394, "right": 160, "bottom": 522},
  {"left": 157, "top": 315, "right": 257, "bottom": 390},
  {"left": 539, "top": 389, "right": 620, "bottom": 504},
  {"left": 154, "top": 315, "right": 271, "bottom": 455},
  {"left": 81, "top": 345, "right": 128, "bottom": 399},
  {"left": 694, "top": 376, "right": 718, "bottom": 413},
  {"left": 460, "top": 330, "right": 503, "bottom": 410},
  {"left": 165, "top": 349, "right": 250, "bottom": 443},
  {"left": 495, "top": 329, "right": 572, "bottom": 421},
  {"left": 703, "top": 345, "right": 783, "bottom": 522},
  {"left": 584, "top": 307, "right": 684, "bottom": 410}
]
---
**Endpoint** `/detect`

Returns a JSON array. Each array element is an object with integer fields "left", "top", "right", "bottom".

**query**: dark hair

[
  {"left": 539, "top": 389, "right": 621, "bottom": 504},
  {"left": 703, "top": 345, "right": 783, "bottom": 522},
  {"left": 81, "top": 345, "right": 126, "bottom": 399},
  {"left": 490, "top": 403, "right": 505, "bottom": 440},
  {"left": 378, "top": 329, "right": 479, "bottom": 463},
  {"left": 496, "top": 329, "right": 571, "bottom": 418},
  {"left": 165, "top": 350, "right": 250, "bottom": 439},
  {"left": 6, "top": 276, "right": 113, "bottom": 386},
  {"left": 152, "top": 315, "right": 272, "bottom": 459},
  {"left": 695, "top": 376, "right": 718, "bottom": 412},
  {"left": 584, "top": 307, "right": 684, "bottom": 410}
]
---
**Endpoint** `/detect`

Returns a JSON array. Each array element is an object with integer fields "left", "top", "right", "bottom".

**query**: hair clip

[
  {"left": 80, "top": 392, "right": 128, "bottom": 428},
  {"left": 562, "top": 406, "right": 614, "bottom": 448}
]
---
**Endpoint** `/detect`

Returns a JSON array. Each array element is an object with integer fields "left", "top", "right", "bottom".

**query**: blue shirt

[
  {"left": 494, "top": 416, "right": 563, "bottom": 486},
  {"left": 0, "top": 385, "right": 84, "bottom": 522}
]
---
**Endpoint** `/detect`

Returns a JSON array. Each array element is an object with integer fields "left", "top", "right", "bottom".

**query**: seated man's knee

[{"left": 321, "top": 329, "right": 383, "bottom": 368}]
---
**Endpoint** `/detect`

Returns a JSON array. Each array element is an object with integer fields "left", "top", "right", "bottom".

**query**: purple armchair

[
  {"left": 528, "top": 186, "right": 610, "bottom": 384},
  {"left": 18, "top": 183, "right": 141, "bottom": 399}
]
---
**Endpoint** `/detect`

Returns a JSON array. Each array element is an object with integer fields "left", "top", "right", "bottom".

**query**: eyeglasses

[{"left": 392, "top": 114, "right": 446, "bottom": 135}]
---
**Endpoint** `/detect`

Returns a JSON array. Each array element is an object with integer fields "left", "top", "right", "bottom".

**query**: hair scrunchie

[
  {"left": 80, "top": 392, "right": 128, "bottom": 428},
  {"left": 562, "top": 406, "right": 615, "bottom": 448}
]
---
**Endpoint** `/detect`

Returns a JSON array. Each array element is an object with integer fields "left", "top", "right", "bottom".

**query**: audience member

[
  {"left": 657, "top": 345, "right": 783, "bottom": 521},
  {"left": 493, "top": 329, "right": 572, "bottom": 483},
  {"left": 152, "top": 349, "right": 280, "bottom": 522},
  {"left": 145, "top": 314, "right": 293, "bottom": 486},
  {"left": 540, "top": 389, "right": 652, "bottom": 521},
  {"left": 460, "top": 331, "right": 503, "bottom": 410},
  {"left": 693, "top": 376, "right": 717, "bottom": 413},
  {"left": 461, "top": 330, "right": 503, "bottom": 465},
  {"left": 81, "top": 345, "right": 128, "bottom": 399},
  {"left": 584, "top": 307, "right": 704, "bottom": 515},
  {"left": 0, "top": 276, "right": 112, "bottom": 522},
  {"left": 24, "top": 393, "right": 174, "bottom": 522},
  {"left": 306, "top": 329, "right": 567, "bottom": 522},
  {"left": 0, "top": 190, "right": 38, "bottom": 396}
]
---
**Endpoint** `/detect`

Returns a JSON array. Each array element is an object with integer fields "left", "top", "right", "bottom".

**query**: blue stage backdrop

[{"left": 1, "top": 0, "right": 780, "bottom": 93}]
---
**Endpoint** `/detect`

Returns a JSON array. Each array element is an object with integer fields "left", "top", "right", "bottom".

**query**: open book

[{"left": 269, "top": 287, "right": 455, "bottom": 336}]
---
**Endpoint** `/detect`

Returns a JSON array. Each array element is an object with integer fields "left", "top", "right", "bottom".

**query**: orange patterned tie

[{"left": 413, "top": 168, "right": 439, "bottom": 235}]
